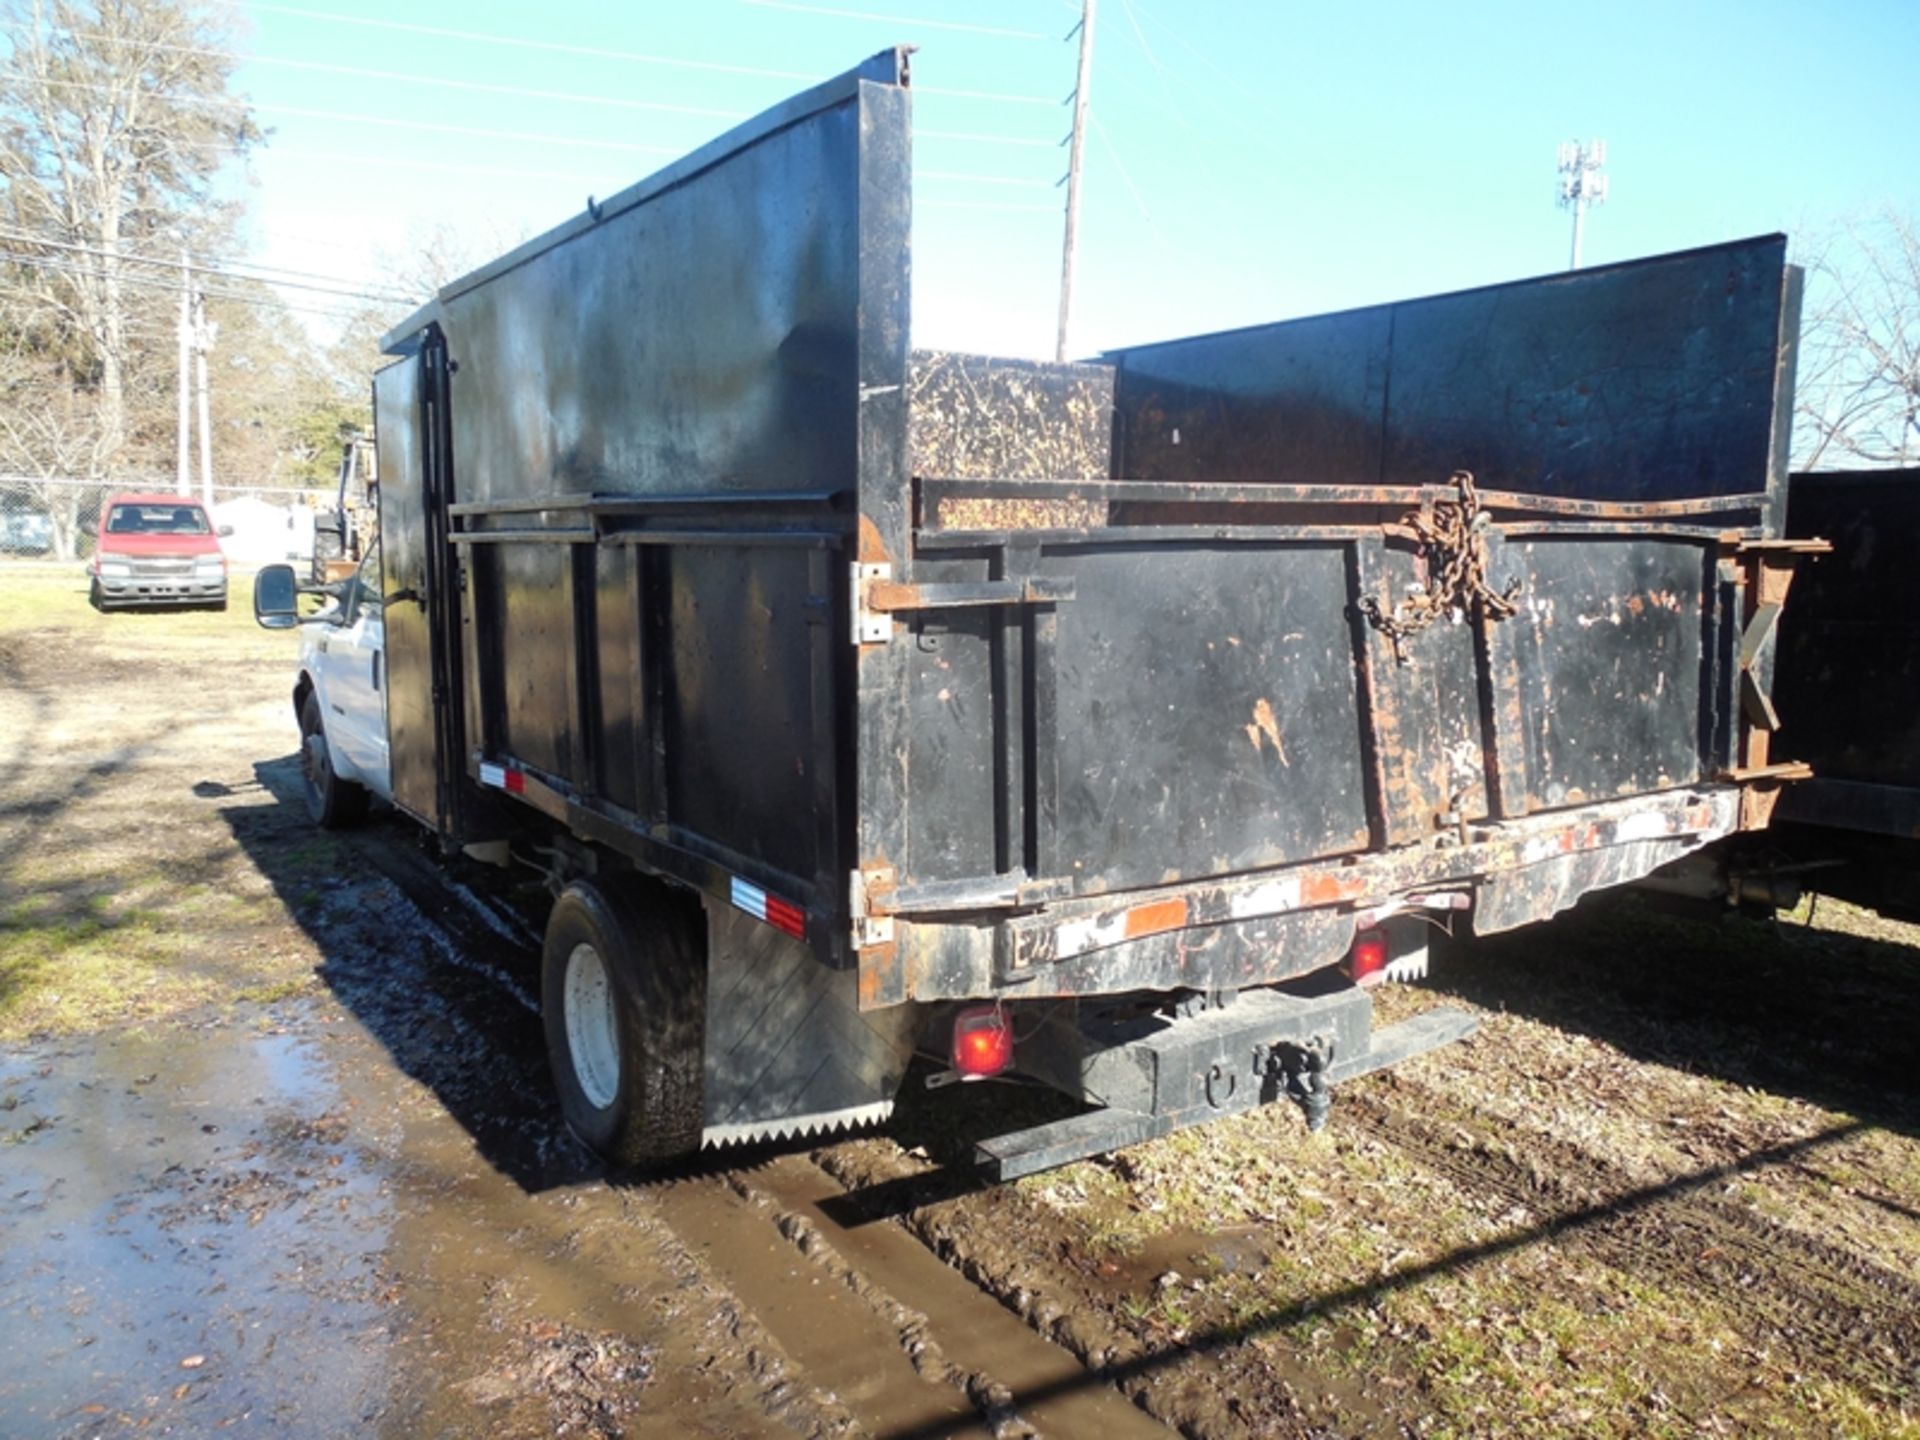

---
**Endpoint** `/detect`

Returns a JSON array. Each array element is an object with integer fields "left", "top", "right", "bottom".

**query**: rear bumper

[
  {"left": 864, "top": 785, "right": 1744, "bottom": 1007},
  {"left": 975, "top": 987, "right": 1479, "bottom": 1179}
]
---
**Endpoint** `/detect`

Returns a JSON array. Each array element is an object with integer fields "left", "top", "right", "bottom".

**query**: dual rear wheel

[{"left": 540, "top": 880, "right": 705, "bottom": 1167}]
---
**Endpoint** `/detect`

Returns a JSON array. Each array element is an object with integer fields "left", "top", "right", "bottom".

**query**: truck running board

[{"left": 975, "top": 998, "right": 1479, "bottom": 1181}]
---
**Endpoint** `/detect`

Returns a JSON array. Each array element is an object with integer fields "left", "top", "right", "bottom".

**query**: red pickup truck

[{"left": 88, "top": 493, "right": 229, "bottom": 612}]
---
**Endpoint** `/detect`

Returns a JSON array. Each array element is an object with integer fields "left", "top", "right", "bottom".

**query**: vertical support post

[
  {"left": 567, "top": 539, "right": 598, "bottom": 799},
  {"left": 1351, "top": 537, "right": 1425, "bottom": 847},
  {"left": 192, "top": 289, "right": 213, "bottom": 504},
  {"left": 1726, "top": 539, "right": 1829, "bottom": 830},
  {"left": 1474, "top": 530, "right": 1533, "bottom": 819},
  {"left": 175, "top": 249, "right": 191, "bottom": 496},
  {"left": 1054, "top": 0, "right": 1097, "bottom": 363}
]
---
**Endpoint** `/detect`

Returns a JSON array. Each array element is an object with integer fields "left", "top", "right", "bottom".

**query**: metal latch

[
  {"left": 852, "top": 564, "right": 1074, "bottom": 646},
  {"left": 850, "top": 863, "right": 896, "bottom": 948}
]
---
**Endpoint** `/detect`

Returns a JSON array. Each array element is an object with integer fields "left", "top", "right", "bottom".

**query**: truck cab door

[
  {"left": 374, "top": 333, "right": 464, "bottom": 836},
  {"left": 322, "top": 541, "right": 390, "bottom": 797}
]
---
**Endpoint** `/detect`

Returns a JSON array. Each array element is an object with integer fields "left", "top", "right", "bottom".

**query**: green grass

[
  {"left": 0, "top": 562, "right": 299, "bottom": 663},
  {"left": 0, "top": 563, "right": 325, "bottom": 1036}
]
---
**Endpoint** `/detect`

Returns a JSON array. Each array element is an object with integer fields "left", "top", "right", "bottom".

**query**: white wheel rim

[{"left": 563, "top": 941, "right": 620, "bottom": 1110}]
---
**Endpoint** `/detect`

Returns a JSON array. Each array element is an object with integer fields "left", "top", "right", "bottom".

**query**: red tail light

[
  {"left": 1345, "top": 928, "right": 1389, "bottom": 986},
  {"left": 951, "top": 1004, "right": 1013, "bottom": 1078}
]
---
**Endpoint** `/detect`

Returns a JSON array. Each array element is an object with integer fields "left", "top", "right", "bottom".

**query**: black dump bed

[
  {"left": 1776, "top": 468, "right": 1920, "bottom": 838},
  {"left": 372, "top": 51, "right": 1805, "bottom": 1014}
]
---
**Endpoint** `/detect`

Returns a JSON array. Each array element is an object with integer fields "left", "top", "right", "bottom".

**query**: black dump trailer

[
  {"left": 1769, "top": 469, "right": 1920, "bottom": 916},
  {"left": 368, "top": 50, "right": 1817, "bottom": 1177}
]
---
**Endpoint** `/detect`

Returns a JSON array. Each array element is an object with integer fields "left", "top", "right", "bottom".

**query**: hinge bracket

[
  {"left": 850, "top": 863, "right": 897, "bottom": 948},
  {"left": 852, "top": 562, "right": 893, "bottom": 645}
]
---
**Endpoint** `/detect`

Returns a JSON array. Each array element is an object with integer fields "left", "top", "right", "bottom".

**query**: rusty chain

[{"left": 1360, "top": 470, "right": 1523, "bottom": 665}]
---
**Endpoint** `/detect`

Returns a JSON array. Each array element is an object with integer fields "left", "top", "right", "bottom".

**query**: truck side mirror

[
  {"left": 217, "top": 524, "right": 235, "bottom": 538},
  {"left": 254, "top": 564, "right": 300, "bottom": 630}
]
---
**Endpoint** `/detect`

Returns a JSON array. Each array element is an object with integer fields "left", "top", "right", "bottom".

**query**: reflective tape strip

[
  {"left": 730, "top": 876, "right": 806, "bottom": 939},
  {"left": 730, "top": 876, "right": 768, "bottom": 921},
  {"left": 479, "top": 761, "right": 526, "bottom": 794}
]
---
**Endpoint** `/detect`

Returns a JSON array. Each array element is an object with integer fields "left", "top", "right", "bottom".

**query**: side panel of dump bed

[
  {"left": 857, "top": 238, "right": 1802, "bottom": 1006},
  {"left": 1775, "top": 468, "right": 1920, "bottom": 838},
  {"left": 379, "top": 52, "right": 912, "bottom": 955}
]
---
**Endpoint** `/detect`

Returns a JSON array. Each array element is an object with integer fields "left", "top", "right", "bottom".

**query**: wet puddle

[
  {"left": 0, "top": 1013, "right": 391, "bottom": 1434},
  {"left": 0, "top": 988, "right": 783, "bottom": 1439}
]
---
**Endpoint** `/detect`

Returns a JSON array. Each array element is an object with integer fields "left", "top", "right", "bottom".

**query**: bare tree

[
  {"left": 0, "top": 307, "right": 105, "bottom": 556},
  {"left": 1793, "top": 210, "right": 1920, "bottom": 471},
  {"left": 0, "top": 0, "right": 258, "bottom": 553}
]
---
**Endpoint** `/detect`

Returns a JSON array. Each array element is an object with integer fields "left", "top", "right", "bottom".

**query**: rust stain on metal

[
  {"left": 1360, "top": 470, "right": 1522, "bottom": 665},
  {"left": 1244, "top": 696, "right": 1290, "bottom": 765},
  {"left": 856, "top": 513, "right": 891, "bottom": 566},
  {"left": 1301, "top": 870, "right": 1367, "bottom": 906},
  {"left": 1740, "top": 785, "right": 1782, "bottom": 831},
  {"left": 858, "top": 943, "right": 903, "bottom": 1010}
]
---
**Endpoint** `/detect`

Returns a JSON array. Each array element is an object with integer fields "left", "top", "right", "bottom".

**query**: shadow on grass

[
  {"left": 0, "top": 738, "right": 145, "bottom": 1017},
  {"left": 1424, "top": 890, "right": 1920, "bottom": 1141},
  {"left": 873, "top": 1117, "right": 1887, "bottom": 1440}
]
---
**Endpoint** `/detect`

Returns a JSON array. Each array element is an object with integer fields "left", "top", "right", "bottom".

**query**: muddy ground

[{"left": 2, "top": 560, "right": 1918, "bottom": 1439}]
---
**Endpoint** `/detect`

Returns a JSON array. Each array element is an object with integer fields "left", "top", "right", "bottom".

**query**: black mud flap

[{"left": 975, "top": 989, "right": 1477, "bottom": 1181}]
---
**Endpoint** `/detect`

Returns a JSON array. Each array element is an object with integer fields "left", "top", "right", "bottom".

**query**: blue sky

[{"left": 228, "top": 0, "right": 1920, "bottom": 358}]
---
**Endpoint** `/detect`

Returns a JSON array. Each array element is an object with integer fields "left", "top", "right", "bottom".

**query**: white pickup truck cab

[{"left": 257, "top": 542, "right": 392, "bottom": 827}]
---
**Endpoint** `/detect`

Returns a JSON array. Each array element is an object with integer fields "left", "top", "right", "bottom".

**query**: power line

[
  {"left": 920, "top": 199, "right": 1057, "bottom": 213},
  {"left": 263, "top": 102, "right": 684, "bottom": 155},
  {"left": 918, "top": 84, "right": 1055, "bottom": 106},
  {"left": 918, "top": 129, "right": 1054, "bottom": 148},
  {"left": 1121, "top": 0, "right": 1272, "bottom": 120},
  {"left": 243, "top": 1, "right": 818, "bottom": 81},
  {"left": 738, "top": 1, "right": 1048, "bottom": 39},
  {"left": 240, "top": 1, "right": 1053, "bottom": 104},
  {"left": 0, "top": 249, "right": 402, "bottom": 318},
  {"left": 20, "top": 29, "right": 1054, "bottom": 149},
  {"left": 188, "top": 140, "right": 614, "bottom": 187},
  {"left": 11, "top": 64, "right": 1051, "bottom": 187},
  {"left": 0, "top": 71, "right": 689, "bottom": 156},
  {"left": 920, "top": 170, "right": 1053, "bottom": 188},
  {"left": 0, "top": 227, "right": 416, "bottom": 303},
  {"left": 55, "top": 33, "right": 749, "bottom": 122},
  {"left": 1112, "top": 0, "right": 1199, "bottom": 139},
  {"left": 1089, "top": 112, "right": 1152, "bottom": 223}
]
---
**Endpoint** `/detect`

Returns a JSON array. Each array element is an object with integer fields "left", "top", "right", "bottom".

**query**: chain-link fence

[{"left": 1, "top": 476, "right": 334, "bottom": 570}]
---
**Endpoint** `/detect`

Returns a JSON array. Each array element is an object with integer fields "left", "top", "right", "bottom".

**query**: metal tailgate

[{"left": 853, "top": 237, "right": 1803, "bottom": 1004}]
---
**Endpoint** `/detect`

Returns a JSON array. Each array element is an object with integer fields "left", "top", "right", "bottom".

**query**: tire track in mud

[
  {"left": 812, "top": 1145, "right": 1354, "bottom": 1440},
  {"left": 355, "top": 826, "right": 1172, "bottom": 1438},
  {"left": 651, "top": 1155, "right": 1176, "bottom": 1440},
  {"left": 1340, "top": 1080, "right": 1920, "bottom": 1395},
  {"left": 357, "top": 821, "right": 1263, "bottom": 1437}
]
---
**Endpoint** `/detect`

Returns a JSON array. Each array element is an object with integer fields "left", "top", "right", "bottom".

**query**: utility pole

[
  {"left": 1054, "top": 0, "right": 1097, "bottom": 362},
  {"left": 1557, "top": 139, "right": 1608, "bottom": 270},
  {"left": 176, "top": 249, "right": 192, "bottom": 495},
  {"left": 192, "top": 288, "right": 214, "bottom": 505}
]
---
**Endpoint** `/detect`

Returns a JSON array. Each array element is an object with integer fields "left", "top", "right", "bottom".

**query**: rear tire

[
  {"left": 542, "top": 879, "right": 705, "bottom": 1168},
  {"left": 298, "top": 692, "right": 369, "bottom": 829}
]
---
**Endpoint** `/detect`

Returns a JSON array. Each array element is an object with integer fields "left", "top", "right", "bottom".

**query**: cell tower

[{"left": 1557, "top": 139, "right": 1608, "bottom": 270}]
